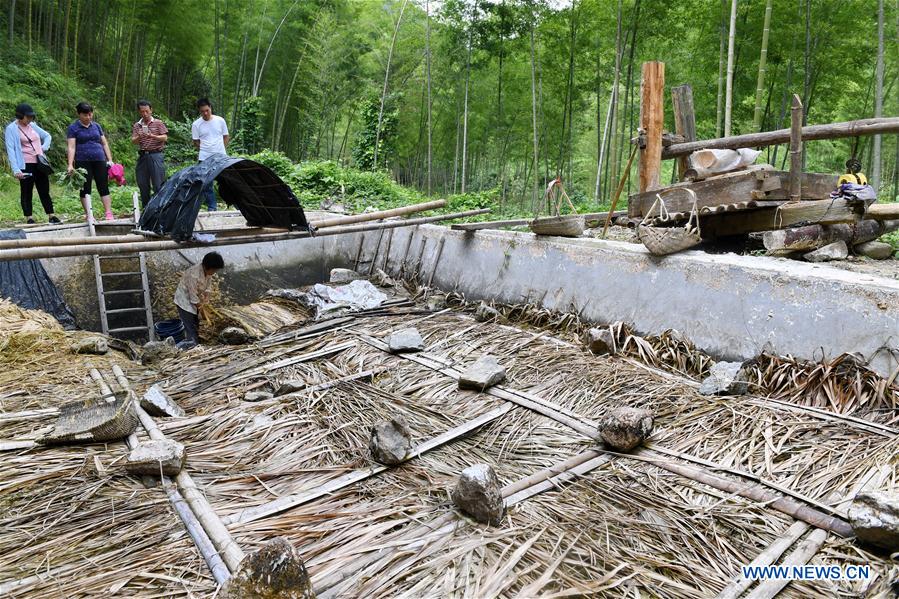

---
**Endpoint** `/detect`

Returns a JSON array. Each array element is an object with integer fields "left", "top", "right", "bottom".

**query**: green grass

[{"left": 0, "top": 177, "right": 140, "bottom": 225}]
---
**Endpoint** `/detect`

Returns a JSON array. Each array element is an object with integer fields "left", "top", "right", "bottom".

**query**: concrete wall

[
  {"left": 344, "top": 225, "right": 899, "bottom": 377},
  {"left": 24, "top": 217, "right": 899, "bottom": 377}
]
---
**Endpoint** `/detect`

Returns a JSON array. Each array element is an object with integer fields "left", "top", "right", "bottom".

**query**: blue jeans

[{"left": 202, "top": 183, "right": 217, "bottom": 211}]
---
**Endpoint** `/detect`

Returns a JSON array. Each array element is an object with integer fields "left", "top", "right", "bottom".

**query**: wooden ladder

[{"left": 87, "top": 193, "right": 156, "bottom": 340}]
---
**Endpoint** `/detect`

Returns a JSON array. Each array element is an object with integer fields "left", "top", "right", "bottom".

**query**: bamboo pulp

[
  {"left": 0, "top": 208, "right": 489, "bottom": 262},
  {"left": 0, "top": 199, "right": 448, "bottom": 250}
]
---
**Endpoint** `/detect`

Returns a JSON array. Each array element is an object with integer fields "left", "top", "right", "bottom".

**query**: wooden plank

[
  {"left": 629, "top": 171, "right": 838, "bottom": 217},
  {"left": 451, "top": 219, "right": 529, "bottom": 231},
  {"left": 671, "top": 84, "right": 696, "bottom": 180},
  {"left": 790, "top": 94, "right": 803, "bottom": 201},
  {"left": 661, "top": 116, "right": 899, "bottom": 159},
  {"left": 866, "top": 203, "right": 899, "bottom": 219},
  {"left": 638, "top": 61, "right": 665, "bottom": 193},
  {"left": 700, "top": 198, "right": 865, "bottom": 238}
]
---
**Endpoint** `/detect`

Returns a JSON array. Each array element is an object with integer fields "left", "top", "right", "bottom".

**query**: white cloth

[
  {"left": 191, "top": 115, "right": 229, "bottom": 161},
  {"left": 174, "top": 263, "right": 212, "bottom": 315}
]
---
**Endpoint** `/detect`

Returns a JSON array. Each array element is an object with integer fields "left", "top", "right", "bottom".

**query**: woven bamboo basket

[
  {"left": 529, "top": 214, "right": 586, "bottom": 237},
  {"left": 39, "top": 395, "right": 139, "bottom": 445},
  {"left": 636, "top": 188, "right": 701, "bottom": 256}
]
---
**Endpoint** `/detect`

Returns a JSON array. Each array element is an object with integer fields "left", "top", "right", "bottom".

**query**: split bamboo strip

[
  {"left": 0, "top": 208, "right": 488, "bottom": 261},
  {"left": 111, "top": 365, "right": 246, "bottom": 573},
  {"left": 715, "top": 521, "right": 811, "bottom": 599},
  {"left": 223, "top": 402, "right": 516, "bottom": 526},
  {"left": 743, "top": 529, "right": 829, "bottom": 599}
]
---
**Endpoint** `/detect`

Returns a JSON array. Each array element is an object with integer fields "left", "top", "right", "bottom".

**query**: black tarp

[
  {"left": 138, "top": 156, "right": 310, "bottom": 241},
  {"left": 0, "top": 229, "right": 77, "bottom": 329}
]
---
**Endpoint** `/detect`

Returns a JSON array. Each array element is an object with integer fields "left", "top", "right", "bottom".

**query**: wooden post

[
  {"left": 671, "top": 84, "right": 696, "bottom": 181},
  {"left": 638, "top": 61, "right": 665, "bottom": 193},
  {"left": 789, "top": 94, "right": 803, "bottom": 202}
]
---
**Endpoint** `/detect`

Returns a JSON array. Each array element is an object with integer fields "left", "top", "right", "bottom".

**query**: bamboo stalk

[
  {"left": 715, "top": 521, "right": 811, "bottom": 599},
  {"left": 662, "top": 116, "right": 899, "bottom": 159},
  {"left": 0, "top": 208, "right": 489, "bottom": 262},
  {"left": 743, "top": 529, "right": 829, "bottom": 599},
  {"left": 112, "top": 365, "right": 246, "bottom": 574},
  {"left": 789, "top": 94, "right": 803, "bottom": 202},
  {"left": 0, "top": 200, "right": 450, "bottom": 250}
]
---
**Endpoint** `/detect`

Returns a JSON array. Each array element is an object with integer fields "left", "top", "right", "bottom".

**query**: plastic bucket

[{"left": 154, "top": 319, "right": 185, "bottom": 343}]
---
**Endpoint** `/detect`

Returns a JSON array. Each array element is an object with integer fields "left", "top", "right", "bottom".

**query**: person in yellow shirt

[
  {"left": 173, "top": 252, "right": 224, "bottom": 347},
  {"left": 837, "top": 157, "right": 868, "bottom": 186}
]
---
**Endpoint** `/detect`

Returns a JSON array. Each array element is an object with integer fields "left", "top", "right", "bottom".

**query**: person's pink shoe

[{"left": 104, "top": 211, "right": 115, "bottom": 221}]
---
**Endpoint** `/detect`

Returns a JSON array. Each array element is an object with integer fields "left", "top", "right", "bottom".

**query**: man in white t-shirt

[{"left": 191, "top": 98, "right": 229, "bottom": 211}]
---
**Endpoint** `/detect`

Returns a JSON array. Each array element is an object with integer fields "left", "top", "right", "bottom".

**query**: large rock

[
  {"left": 597, "top": 407, "right": 654, "bottom": 451},
  {"left": 220, "top": 326, "right": 251, "bottom": 345},
  {"left": 220, "top": 537, "right": 315, "bottom": 599},
  {"left": 458, "top": 355, "right": 506, "bottom": 391},
  {"left": 369, "top": 416, "right": 413, "bottom": 465},
  {"left": 848, "top": 492, "right": 899, "bottom": 551},
  {"left": 141, "top": 384, "right": 185, "bottom": 418},
  {"left": 584, "top": 328, "right": 615, "bottom": 355},
  {"left": 72, "top": 336, "right": 108, "bottom": 355},
  {"left": 452, "top": 464, "right": 505, "bottom": 526},
  {"left": 329, "top": 268, "right": 363, "bottom": 284},
  {"left": 387, "top": 327, "right": 425, "bottom": 353},
  {"left": 854, "top": 241, "right": 894, "bottom": 260},
  {"left": 125, "top": 439, "right": 185, "bottom": 477},
  {"left": 699, "top": 361, "right": 749, "bottom": 396},
  {"left": 803, "top": 240, "right": 848, "bottom": 263}
]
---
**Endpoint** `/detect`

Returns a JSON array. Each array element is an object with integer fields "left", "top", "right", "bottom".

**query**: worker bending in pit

[{"left": 174, "top": 251, "right": 224, "bottom": 348}]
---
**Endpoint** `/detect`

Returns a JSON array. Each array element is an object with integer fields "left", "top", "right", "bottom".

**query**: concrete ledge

[{"left": 348, "top": 225, "right": 899, "bottom": 377}]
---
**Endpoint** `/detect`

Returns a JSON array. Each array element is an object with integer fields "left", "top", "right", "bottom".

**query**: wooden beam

[
  {"left": 671, "top": 85, "right": 696, "bottom": 180},
  {"left": 763, "top": 220, "right": 899, "bottom": 254},
  {"left": 699, "top": 198, "right": 866, "bottom": 238},
  {"left": 451, "top": 219, "right": 529, "bottom": 231},
  {"left": 789, "top": 94, "right": 803, "bottom": 201},
  {"left": 662, "top": 116, "right": 899, "bottom": 159},
  {"left": 628, "top": 170, "right": 837, "bottom": 217},
  {"left": 866, "top": 203, "right": 899, "bottom": 219},
  {"left": 638, "top": 61, "right": 665, "bottom": 193}
]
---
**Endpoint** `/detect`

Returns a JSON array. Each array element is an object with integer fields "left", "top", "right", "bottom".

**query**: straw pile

[
  {"left": 2, "top": 288, "right": 897, "bottom": 597},
  {"left": 202, "top": 299, "right": 310, "bottom": 341},
  {"left": 438, "top": 290, "right": 899, "bottom": 415},
  {"left": 148, "top": 306, "right": 897, "bottom": 596}
]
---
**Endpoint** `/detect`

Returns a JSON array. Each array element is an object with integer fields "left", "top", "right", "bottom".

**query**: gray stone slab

[
  {"left": 387, "top": 327, "right": 425, "bottom": 353},
  {"left": 126, "top": 439, "right": 185, "bottom": 477},
  {"left": 452, "top": 463, "right": 504, "bottom": 526},
  {"left": 458, "top": 355, "right": 506, "bottom": 391}
]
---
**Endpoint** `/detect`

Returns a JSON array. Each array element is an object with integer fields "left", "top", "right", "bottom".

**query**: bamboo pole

[
  {"left": 789, "top": 94, "right": 803, "bottom": 202},
  {"left": 0, "top": 208, "right": 489, "bottom": 262},
  {"left": 0, "top": 200, "right": 449, "bottom": 250},
  {"left": 662, "top": 116, "right": 899, "bottom": 159},
  {"left": 111, "top": 365, "right": 246, "bottom": 574}
]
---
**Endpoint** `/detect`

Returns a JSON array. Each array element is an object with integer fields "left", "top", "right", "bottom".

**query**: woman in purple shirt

[{"left": 66, "top": 102, "right": 115, "bottom": 221}]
